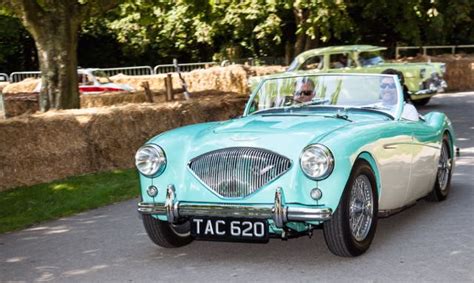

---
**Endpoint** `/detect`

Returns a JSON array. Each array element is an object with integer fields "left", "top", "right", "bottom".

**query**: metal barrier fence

[
  {"left": 0, "top": 73, "right": 9, "bottom": 82},
  {"left": 10, "top": 71, "right": 41, "bottom": 83},
  {"left": 154, "top": 62, "right": 217, "bottom": 74},
  {"left": 396, "top": 44, "right": 474, "bottom": 58},
  {"left": 99, "top": 66, "right": 153, "bottom": 77}
]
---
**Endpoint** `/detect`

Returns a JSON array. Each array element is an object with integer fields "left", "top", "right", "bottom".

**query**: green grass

[{"left": 0, "top": 169, "right": 139, "bottom": 234}]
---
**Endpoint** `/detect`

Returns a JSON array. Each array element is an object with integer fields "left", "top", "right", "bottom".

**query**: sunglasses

[
  {"left": 295, "top": 90, "right": 314, "bottom": 96},
  {"left": 381, "top": 83, "right": 396, "bottom": 89}
]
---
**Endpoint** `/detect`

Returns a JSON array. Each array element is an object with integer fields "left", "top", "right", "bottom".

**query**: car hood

[{"left": 155, "top": 114, "right": 353, "bottom": 161}]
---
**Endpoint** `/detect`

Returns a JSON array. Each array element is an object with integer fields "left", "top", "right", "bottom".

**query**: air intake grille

[{"left": 189, "top": 147, "right": 291, "bottom": 198}]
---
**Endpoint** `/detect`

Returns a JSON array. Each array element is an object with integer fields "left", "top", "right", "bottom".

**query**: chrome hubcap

[
  {"left": 349, "top": 175, "right": 374, "bottom": 242},
  {"left": 437, "top": 143, "right": 451, "bottom": 192}
]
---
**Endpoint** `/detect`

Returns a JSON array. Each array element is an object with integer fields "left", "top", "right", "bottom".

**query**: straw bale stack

[
  {"left": 0, "top": 94, "right": 247, "bottom": 191},
  {"left": 183, "top": 65, "right": 249, "bottom": 94},
  {"left": 2, "top": 78, "right": 39, "bottom": 93},
  {"left": 0, "top": 114, "right": 91, "bottom": 189},
  {"left": 3, "top": 93, "right": 39, "bottom": 117},
  {"left": 0, "top": 82, "right": 9, "bottom": 92},
  {"left": 80, "top": 91, "right": 159, "bottom": 108}
]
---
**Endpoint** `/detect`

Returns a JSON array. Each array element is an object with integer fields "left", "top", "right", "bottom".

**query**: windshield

[
  {"left": 359, "top": 51, "right": 385, "bottom": 66},
  {"left": 245, "top": 74, "right": 401, "bottom": 117}
]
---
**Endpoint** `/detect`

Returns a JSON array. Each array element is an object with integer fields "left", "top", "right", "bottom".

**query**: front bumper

[
  {"left": 415, "top": 76, "right": 448, "bottom": 96},
  {"left": 138, "top": 185, "right": 332, "bottom": 228}
]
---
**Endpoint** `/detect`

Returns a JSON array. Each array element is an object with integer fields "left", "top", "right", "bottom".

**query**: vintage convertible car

[
  {"left": 33, "top": 68, "right": 134, "bottom": 94},
  {"left": 135, "top": 73, "right": 455, "bottom": 257},
  {"left": 250, "top": 45, "right": 447, "bottom": 106}
]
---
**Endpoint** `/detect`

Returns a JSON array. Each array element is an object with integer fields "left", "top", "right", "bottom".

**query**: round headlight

[
  {"left": 135, "top": 144, "right": 166, "bottom": 176},
  {"left": 300, "top": 144, "right": 334, "bottom": 180}
]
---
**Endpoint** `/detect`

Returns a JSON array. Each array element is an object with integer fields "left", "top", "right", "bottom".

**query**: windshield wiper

[{"left": 324, "top": 112, "right": 352, "bottom": 122}]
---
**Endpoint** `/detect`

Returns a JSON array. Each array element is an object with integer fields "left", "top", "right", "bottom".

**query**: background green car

[{"left": 251, "top": 45, "right": 447, "bottom": 106}]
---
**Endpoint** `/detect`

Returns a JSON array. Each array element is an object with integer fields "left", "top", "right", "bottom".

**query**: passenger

[{"left": 379, "top": 76, "right": 419, "bottom": 121}]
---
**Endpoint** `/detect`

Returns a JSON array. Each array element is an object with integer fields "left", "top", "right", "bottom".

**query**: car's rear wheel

[
  {"left": 323, "top": 160, "right": 378, "bottom": 257},
  {"left": 427, "top": 135, "right": 453, "bottom": 202},
  {"left": 412, "top": 97, "right": 431, "bottom": 106},
  {"left": 142, "top": 214, "right": 193, "bottom": 248}
]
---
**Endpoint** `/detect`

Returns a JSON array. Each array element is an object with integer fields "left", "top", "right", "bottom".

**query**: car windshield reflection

[{"left": 247, "top": 74, "right": 401, "bottom": 117}]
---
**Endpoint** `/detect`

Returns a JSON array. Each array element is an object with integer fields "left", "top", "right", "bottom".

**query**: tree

[{"left": 0, "top": 1, "right": 120, "bottom": 111}]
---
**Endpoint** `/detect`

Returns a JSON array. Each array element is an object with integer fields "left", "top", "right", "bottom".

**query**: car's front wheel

[
  {"left": 142, "top": 214, "right": 193, "bottom": 248},
  {"left": 323, "top": 160, "right": 378, "bottom": 257}
]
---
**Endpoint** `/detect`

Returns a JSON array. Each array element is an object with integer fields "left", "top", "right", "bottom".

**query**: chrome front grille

[{"left": 188, "top": 147, "right": 291, "bottom": 198}]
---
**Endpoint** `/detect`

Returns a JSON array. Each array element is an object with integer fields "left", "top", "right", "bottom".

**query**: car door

[
  {"left": 402, "top": 119, "right": 439, "bottom": 202},
  {"left": 373, "top": 122, "right": 414, "bottom": 210}
]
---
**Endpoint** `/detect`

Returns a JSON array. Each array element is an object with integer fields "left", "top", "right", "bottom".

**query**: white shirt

[{"left": 401, "top": 103, "right": 419, "bottom": 121}]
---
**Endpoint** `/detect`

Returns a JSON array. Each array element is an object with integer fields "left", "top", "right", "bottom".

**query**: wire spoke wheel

[
  {"left": 437, "top": 142, "right": 451, "bottom": 192},
  {"left": 349, "top": 175, "right": 374, "bottom": 242},
  {"left": 323, "top": 160, "right": 378, "bottom": 257}
]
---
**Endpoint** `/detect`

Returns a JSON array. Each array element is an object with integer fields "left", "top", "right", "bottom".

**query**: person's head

[
  {"left": 294, "top": 77, "right": 315, "bottom": 103},
  {"left": 339, "top": 54, "right": 348, "bottom": 65},
  {"left": 380, "top": 76, "right": 398, "bottom": 106},
  {"left": 381, "top": 68, "right": 409, "bottom": 102}
]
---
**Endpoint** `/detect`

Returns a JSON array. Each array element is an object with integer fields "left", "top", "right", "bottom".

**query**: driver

[{"left": 294, "top": 77, "right": 316, "bottom": 103}]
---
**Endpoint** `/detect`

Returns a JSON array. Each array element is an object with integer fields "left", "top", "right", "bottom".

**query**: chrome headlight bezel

[
  {"left": 135, "top": 144, "right": 167, "bottom": 177},
  {"left": 299, "top": 144, "right": 335, "bottom": 180}
]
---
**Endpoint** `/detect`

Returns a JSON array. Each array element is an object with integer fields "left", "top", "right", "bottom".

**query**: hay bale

[
  {"left": 3, "top": 93, "right": 39, "bottom": 117},
  {"left": 0, "top": 93, "right": 247, "bottom": 191},
  {"left": 80, "top": 91, "right": 150, "bottom": 108},
  {"left": 111, "top": 74, "right": 172, "bottom": 91},
  {"left": 0, "top": 82, "right": 9, "bottom": 92},
  {"left": 2, "top": 78, "right": 39, "bottom": 93},
  {"left": 85, "top": 93, "right": 247, "bottom": 170},
  {"left": 183, "top": 65, "right": 249, "bottom": 94},
  {"left": 0, "top": 114, "right": 91, "bottom": 190},
  {"left": 111, "top": 65, "right": 252, "bottom": 95}
]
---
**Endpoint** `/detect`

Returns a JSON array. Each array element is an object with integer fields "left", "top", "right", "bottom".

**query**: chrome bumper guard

[
  {"left": 415, "top": 79, "right": 448, "bottom": 95},
  {"left": 138, "top": 185, "right": 332, "bottom": 228}
]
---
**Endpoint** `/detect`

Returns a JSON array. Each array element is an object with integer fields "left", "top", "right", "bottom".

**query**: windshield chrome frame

[{"left": 243, "top": 73, "right": 403, "bottom": 120}]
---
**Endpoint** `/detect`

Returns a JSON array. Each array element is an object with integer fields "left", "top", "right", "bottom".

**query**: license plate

[{"left": 191, "top": 217, "right": 269, "bottom": 243}]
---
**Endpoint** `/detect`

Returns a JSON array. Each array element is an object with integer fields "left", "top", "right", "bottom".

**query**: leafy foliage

[{"left": 0, "top": 0, "right": 473, "bottom": 73}]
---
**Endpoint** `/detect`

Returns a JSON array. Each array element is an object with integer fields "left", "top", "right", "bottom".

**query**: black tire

[
  {"left": 412, "top": 97, "right": 431, "bottom": 106},
  {"left": 323, "top": 160, "right": 378, "bottom": 257},
  {"left": 142, "top": 215, "right": 193, "bottom": 248},
  {"left": 426, "top": 135, "right": 453, "bottom": 202}
]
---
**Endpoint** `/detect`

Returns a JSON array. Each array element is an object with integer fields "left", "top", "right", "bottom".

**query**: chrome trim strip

[{"left": 165, "top": 185, "right": 178, "bottom": 223}]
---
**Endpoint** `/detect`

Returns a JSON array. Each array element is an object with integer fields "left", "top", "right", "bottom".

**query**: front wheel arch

[{"left": 357, "top": 152, "right": 381, "bottom": 196}]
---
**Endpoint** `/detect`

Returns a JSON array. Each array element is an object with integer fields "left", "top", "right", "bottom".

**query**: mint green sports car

[{"left": 136, "top": 73, "right": 455, "bottom": 257}]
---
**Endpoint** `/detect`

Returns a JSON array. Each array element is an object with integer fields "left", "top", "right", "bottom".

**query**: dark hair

[
  {"left": 381, "top": 68, "right": 405, "bottom": 84},
  {"left": 295, "top": 77, "right": 315, "bottom": 88}
]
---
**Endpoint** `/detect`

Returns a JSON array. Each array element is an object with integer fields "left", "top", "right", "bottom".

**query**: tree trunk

[
  {"left": 293, "top": 6, "right": 309, "bottom": 56},
  {"left": 285, "top": 41, "right": 294, "bottom": 65},
  {"left": 34, "top": 20, "right": 80, "bottom": 111}
]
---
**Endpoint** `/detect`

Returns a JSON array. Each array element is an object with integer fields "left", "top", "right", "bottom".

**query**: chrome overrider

[{"left": 137, "top": 185, "right": 332, "bottom": 228}]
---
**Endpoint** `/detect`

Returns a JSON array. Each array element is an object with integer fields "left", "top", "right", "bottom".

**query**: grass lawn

[{"left": 0, "top": 169, "right": 139, "bottom": 234}]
